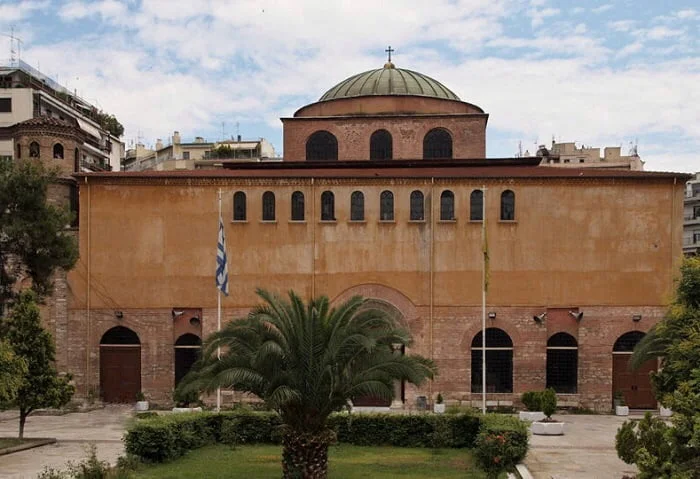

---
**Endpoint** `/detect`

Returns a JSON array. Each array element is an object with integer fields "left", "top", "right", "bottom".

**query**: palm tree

[{"left": 179, "top": 289, "right": 436, "bottom": 479}]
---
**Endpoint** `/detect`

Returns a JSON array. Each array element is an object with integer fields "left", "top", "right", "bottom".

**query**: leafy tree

[
  {"left": 617, "top": 257, "right": 700, "bottom": 477},
  {"left": 0, "top": 340, "right": 27, "bottom": 403},
  {"left": 0, "top": 290, "right": 74, "bottom": 438},
  {"left": 179, "top": 289, "right": 436, "bottom": 478},
  {"left": 96, "top": 112, "right": 124, "bottom": 137},
  {"left": 0, "top": 158, "right": 78, "bottom": 312}
]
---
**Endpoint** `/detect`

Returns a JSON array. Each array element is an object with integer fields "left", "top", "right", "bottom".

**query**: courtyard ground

[
  {"left": 0, "top": 406, "right": 130, "bottom": 479},
  {"left": 524, "top": 413, "right": 640, "bottom": 479}
]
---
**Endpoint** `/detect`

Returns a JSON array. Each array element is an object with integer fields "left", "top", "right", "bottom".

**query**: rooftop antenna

[
  {"left": 236, "top": 121, "right": 240, "bottom": 139},
  {"left": 221, "top": 121, "right": 225, "bottom": 142},
  {"left": 518, "top": 140, "right": 523, "bottom": 158},
  {"left": 2, "top": 26, "right": 23, "bottom": 65}
]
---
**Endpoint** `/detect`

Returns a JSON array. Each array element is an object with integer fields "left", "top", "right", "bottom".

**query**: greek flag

[{"left": 216, "top": 214, "right": 229, "bottom": 296}]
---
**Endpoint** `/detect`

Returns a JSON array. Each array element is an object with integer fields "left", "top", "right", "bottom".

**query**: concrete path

[
  {"left": 0, "top": 406, "right": 131, "bottom": 479},
  {"left": 524, "top": 413, "right": 640, "bottom": 479}
]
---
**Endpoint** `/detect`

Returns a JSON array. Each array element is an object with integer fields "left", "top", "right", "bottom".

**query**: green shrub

[
  {"left": 474, "top": 414, "right": 530, "bottom": 478},
  {"left": 135, "top": 412, "right": 158, "bottom": 420},
  {"left": 124, "top": 413, "right": 215, "bottom": 462},
  {"left": 521, "top": 391, "right": 541, "bottom": 411},
  {"left": 615, "top": 413, "right": 674, "bottom": 478},
  {"left": 540, "top": 389, "right": 557, "bottom": 419}
]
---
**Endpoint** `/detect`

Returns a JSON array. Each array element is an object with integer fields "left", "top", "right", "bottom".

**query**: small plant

[
  {"left": 173, "top": 387, "right": 200, "bottom": 408},
  {"left": 614, "top": 390, "right": 626, "bottom": 407},
  {"left": 540, "top": 388, "right": 557, "bottom": 421},
  {"left": 135, "top": 391, "right": 145, "bottom": 402},
  {"left": 436, "top": 393, "right": 444, "bottom": 404},
  {"left": 521, "top": 391, "right": 542, "bottom": 411}
]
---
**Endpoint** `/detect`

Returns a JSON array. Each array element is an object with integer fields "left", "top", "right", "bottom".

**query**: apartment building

[
  {"left": 535, "top": 141, "right": 644, "bottom": 170},
  {"left": 684, "top": 173, "right": 700, "bottom": 256}
]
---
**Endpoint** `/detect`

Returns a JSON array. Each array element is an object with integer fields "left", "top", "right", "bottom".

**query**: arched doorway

[
  {"left": 100, "top": 326, "right": 141, "bottom": 403},
  {"left": 175, "top": 333, "right": 201, "bottom": 386},
  {"left": 612, "top": 331, "right": 657, "bottom": 409},
  {"left": 352, "top": 299, "right": 405, "bottom": 408}
]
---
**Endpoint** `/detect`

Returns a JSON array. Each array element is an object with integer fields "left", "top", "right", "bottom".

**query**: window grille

[
  {"left": 306, "top": 131, "right": 338, "bottom": 161},
  {"left": 262, "top": 191, "right": 275, "bottom": 221},
  {"left": 370, "top": 129, "right": 392, "bottom": 160},
  {"left": 470, "top": 190, "right": 483, "bottom": 221},
  {"left": 351, "top": 191, "right": 364, "bottom": 221},
  {"left": 291, "top": 191, "right": 305, "bottom": 221},
  {"left": 440, "top": 190, "right": 455, "bottom": 220},
  {"left": 410, "top": 191, "right": 424, "bottom": 221},
  {"left": 321, "top": 191, "right": 335, "bottom": 221},
  {"left": 233, "top": 192, "right": 246, "bottom": 221},
  {"left": 500, "top": 190, "right": 515, "bottom": 221},
  {"left": 423, "top": 128, "right": 453, "bottom": 159},
  {"left": 471, "top": 328, "right": 513, "bottom": 393},
  {"left": 380, "top": 190, "right": 394, "bottom": 221}
]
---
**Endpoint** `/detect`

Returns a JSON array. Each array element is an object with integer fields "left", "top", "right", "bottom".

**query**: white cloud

[
  {"left": 528, "top": 7, "right": 560, "bottom": 27},
  {"left": 644, "top": 26, "right": 685, "bottom": 41},
  {"left": 675, "top": 9, "right": 698, "bottom": 20},
  {"left": 59, "top": 0, "right": 129, "bottom": 21},
  {"left": 571, "top": 7, "right": 584, "bottom": 14},
  {"left": 574, "top": 23, "right": 586, "bottom": 34},
  {"left": 0, "top": 0, "right": 50, "bottom": 24},
  {"left": 608, "top": 20, "right": 636, "bottom": 32},
  {"left": 592, "top": 4, "right": 613, "bottom": 14},
  {"left": 616, "top": 42, "right": 644, "bottom": 58}
]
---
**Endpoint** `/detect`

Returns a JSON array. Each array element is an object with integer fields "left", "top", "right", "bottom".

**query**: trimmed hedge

[
  {"left": 125, "top": 410, "right": 524, "bottom": 465},
  {"left": 474, "top": 414, "right": 530, "bottom": 477}
]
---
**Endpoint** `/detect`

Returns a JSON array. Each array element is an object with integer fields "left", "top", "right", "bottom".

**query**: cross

[{"left": 385, "top": 45, "right": 394, "bottom": 62}]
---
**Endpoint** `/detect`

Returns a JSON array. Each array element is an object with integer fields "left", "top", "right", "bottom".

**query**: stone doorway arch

[{"left": 99, "top": 326, "right": 141, "bottom": 403}]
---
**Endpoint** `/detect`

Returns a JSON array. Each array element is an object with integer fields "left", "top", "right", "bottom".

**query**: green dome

[{"left": 319, "top": 63, "right": 460, "bottom": 102}]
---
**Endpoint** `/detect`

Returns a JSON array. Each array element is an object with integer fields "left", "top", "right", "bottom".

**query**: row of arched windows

[
  {"left": 16, "top": 142, "right": 71, "bottom": 160},
  {"left": 233, "top": 189, "right": 516, "bottom": 222},
  {"left": 306, "top": 128, "right": 454, "bottom": 161}
]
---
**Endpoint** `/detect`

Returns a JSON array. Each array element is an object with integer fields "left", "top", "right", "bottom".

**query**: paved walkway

[
  {"left": 0, "top": 406, "right": 131, "bottom": 479},
  {"left": 524, "top": 413, "right": 640, "bottom": 479}
]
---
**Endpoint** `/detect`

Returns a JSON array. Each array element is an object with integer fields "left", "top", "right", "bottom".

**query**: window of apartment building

[
  {"left": 0, "top": 155, "right": 12, "bottom": 162},
  {"left": 410, "top": 191, "right": 424, "bottom": 221},
  {"left": 183, "top": 152, "right": 190, "bottom": 160},
  {"left": 0, "top": 98, "right": 11, "bottom": 113},
  {"left": 350, "top": 191, "right": 364, "bottom": 221}
]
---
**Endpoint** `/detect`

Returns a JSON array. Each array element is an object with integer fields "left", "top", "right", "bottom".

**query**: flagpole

[
  {"left": 481, "top": 186, "right": 487, "bottom": 415},
  {"left": 217, "top": 188, "right": 222, "bottom": 412}
]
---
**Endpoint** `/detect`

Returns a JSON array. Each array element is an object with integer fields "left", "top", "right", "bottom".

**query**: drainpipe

[
  {"left": 85, "top": 176, "right": 91, "bottom": 397},
  {"left": 311, "top": 177, "right": 316, "bottom": 299},
  {"left": 429, "top": 177, "right": 435, "bottom": 401}
]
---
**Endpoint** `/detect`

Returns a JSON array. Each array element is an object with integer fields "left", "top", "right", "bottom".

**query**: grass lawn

[{"left": 132, "top": 444, "right": 500, "bottom": 478}]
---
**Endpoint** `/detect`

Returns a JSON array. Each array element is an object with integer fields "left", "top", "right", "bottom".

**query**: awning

[{"left": 76, "top": 118, "right": 102, "bottom": 139}]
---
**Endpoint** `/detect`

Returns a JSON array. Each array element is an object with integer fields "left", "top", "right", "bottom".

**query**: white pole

[
  {"left": 217, "top": 188, "right": 222, "bottom": 412},
  {"left": 481, "top": 186, "right": 487, "bottom": 415}
]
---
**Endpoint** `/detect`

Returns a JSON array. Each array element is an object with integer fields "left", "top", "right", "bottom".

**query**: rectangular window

[
  {"left": 183, "top": 152, "right": 190, "bottom": 160},
  {"left": 0, "top": 155, "right": 11, "bottom": 161},
  {"left": 0, "top": 98, "right": 11, "bottom": 113}
]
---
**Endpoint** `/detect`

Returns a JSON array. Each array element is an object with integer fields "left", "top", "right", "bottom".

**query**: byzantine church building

[{"left": 58, "top": 57, "right": 687, "bottom": 410}]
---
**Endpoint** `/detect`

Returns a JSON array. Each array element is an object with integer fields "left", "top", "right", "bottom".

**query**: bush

[
  {"left": 615, "top": 413, "right": 674, "bottom": 478},
  {"left": 135, "top": 412, "right": 158, "bottom": 420},
  {"left": 474, "top": 414, "right": 530, "bottom": 478},
  {"left": 540, "top": 389, "right": 557, "bottom": 419},
  {"left": 124, "top": 413, "right": 215, "bottom": 462},
  {"left": 521, "top": 391, "right": 541, "bottom": 411}
]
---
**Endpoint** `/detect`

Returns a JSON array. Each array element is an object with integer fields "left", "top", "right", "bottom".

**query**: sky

[{"left": 0, "top": 0, "right": 698, "bottom": 172}]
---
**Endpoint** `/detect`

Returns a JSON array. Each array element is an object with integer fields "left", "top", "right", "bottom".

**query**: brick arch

[
  {"left": 331, "top": 283, "right": 418, "bottom": 330},
  {"left": 459, "top": 322, "right": 519, "bottom": 351}
]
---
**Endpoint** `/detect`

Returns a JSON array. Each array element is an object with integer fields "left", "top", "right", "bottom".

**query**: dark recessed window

[
  {"left": 306, "top": 131, "right": 338, "bottom": 161},
  {"left": 233, "top": 191, "right": 246, "bottom": 221},
  {"left": 471, "top": 328, "right": 513, "bottom": 393},
  {"left": 321, "top": 191, "right": 335, "bottom": 221},
  {"left": 262, "top": 191, "right": 275, "bottom": 221},
  {"left": 410, "top": 191, "right": 424, "bottom": 221},
  {"left": 546, "top": 332, "right": 578, "bottom": 394},
  {"left": 380, "top": 190, "right": 394, "bottom": 221},
  {"left": 0, "top": 98, "right": 11, "bottom": 113},
  {"left": 351, "top": 191, "right": 364, "bottom": 221},
  {"left": 370, "top": 129, "right": 392, "bottom": 160},
  {"left": 53, "top": 143, "right": 64, "bottom": 159},
  {"left": 440, "top": 190, "right": 455, "bottom": 221},
  {"left": 500, "top": 190, "right": 515, "bottom": 221},
  {"left": 470, "top": 190, "right": 483, "bottom": 221},
  {"left": 291, "top": 191, "right": 305, "bottom": 221},
  {"left": 423, "top": 128, "right": 453, "bottom": 159},
  {"left": 613, "top": 331, "right": 645, "bottom": 352},
  {"left": 29, "top": 141, "right": 40, "bottom": 158}
]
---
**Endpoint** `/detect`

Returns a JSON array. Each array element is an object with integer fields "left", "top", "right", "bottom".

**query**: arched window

[
  {"left": 262, "top": 191, "right": 275, "bottom": 221},
  {"left": 370, "top": 129, "right": 392, "bottom": 160},
  {"left": 470, "top": 190, "right": 483, "bottom": 221},
  {"left": 53, "top": 143, "right": 64, "bottom": 159},
  {"left": 547, "top": 333, "right": 578, "bottom": 393},
  {"left": 16, "top": 143, "right": 21, "bottom": 159},
  {"left": 500, "top": 190, "right": 515, "bottom": 221},
  {"left": 174, "top": 333, "right": 201, "bottom": 386},
  {"left": 351, "top": 191, "right": 364, "bottom": 221},
  {"left": 100, "top": 326, "right": 140, "bottom": 345},
  {"left": 380, "top": 190, "right": 394, "bottom": 221},
  {"left": 233, "top": 191, "right": 246, "bottom": 221},
  {"left": 291, "top": 191, "right": 305, "bottom": 221},
  {"left": 613, "top": 331, "right": 645, "bottom": 352},
  {"left": 410, "top": 191, "right": 424, "bottom": 221},
  {"left": 321, "top": 191, "right": 335, "bottom": 221},
  {"left": 471, "top": 328, "right": 513, "bottom": 393},
  {"left": 440, "top": 190, "right": 455, "bottom": 221},
  {"left": 306, "top": 131, "right": 338, "bottom": 161},
  {"left": 29, "top": 141, "right": 40, "bottom": 158},
  {"left": 423, "top": 128, "right": 452, "bottom": 159}
]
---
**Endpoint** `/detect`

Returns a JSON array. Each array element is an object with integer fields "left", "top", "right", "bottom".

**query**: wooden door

[
  {"left": 612, "top": 354, "right": 657, "bottom": 409},
  {"left": 100, "top": 346, "right": 141, "bottom": 403}
]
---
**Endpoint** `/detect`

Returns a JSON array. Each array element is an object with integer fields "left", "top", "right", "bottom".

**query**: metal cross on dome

[{"left": 385, "top": 45, "right": 394, "bottom": 62}]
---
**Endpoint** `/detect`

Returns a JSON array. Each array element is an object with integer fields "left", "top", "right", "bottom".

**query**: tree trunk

[
  {"left": 18, "top": 409, "right": 27, "bottom": 440},
  {"left": 281, "top": 429, "right": 334, "bottom": 479}
]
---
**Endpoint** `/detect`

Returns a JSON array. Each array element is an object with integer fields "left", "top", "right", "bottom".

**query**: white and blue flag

[{"left": 216, "top": 214, "right": 229, "bottom": 296}]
